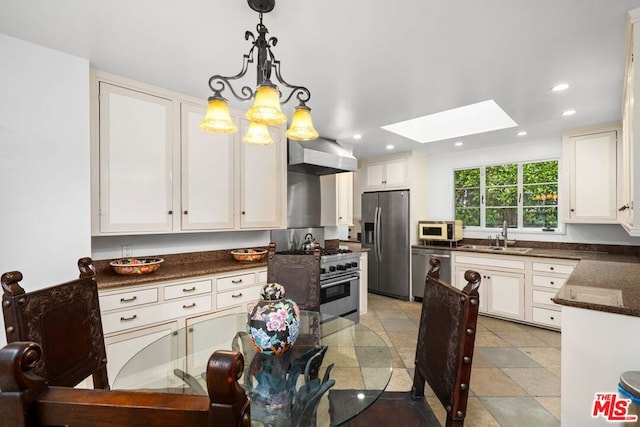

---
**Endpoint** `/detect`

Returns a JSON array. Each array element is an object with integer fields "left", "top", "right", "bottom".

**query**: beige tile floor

[{"left": 361, "top": 293, "right": 562, "bottom": 427}]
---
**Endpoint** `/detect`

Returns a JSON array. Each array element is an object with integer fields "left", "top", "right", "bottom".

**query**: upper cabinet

[
  {"left": 620, "top": 8, "right": 640, "bottom": 236},
  {"left": 320, "top": 172, "right": 353, "bottom": 226},
  {"left": 561, "top": 126, "right": 619, "bottom": 223},
  {"left": 238, "top": 119, "right": 286, "bottom": 229},
  {"left": 90, "top": 71, "right": 286, "bottom": 236},
  {"left": 364, "top": 157, "right": 407, "bottom": 190},
  {"left": 96, "top": 83, "right": 176, "bottom": 233},
  {"left": 180, "top": 102, "right": 236, "bottom": 231}
]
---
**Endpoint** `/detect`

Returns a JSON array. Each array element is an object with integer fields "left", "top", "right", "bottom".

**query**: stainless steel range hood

[{"left": 288, "top": 138, "right": 357, "bottom": 175}]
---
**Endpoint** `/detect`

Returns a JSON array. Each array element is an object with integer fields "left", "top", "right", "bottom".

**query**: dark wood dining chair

[
  {"left": 1, "top": 257, "right": 110, "bottom": 389},
  {"left": 0, "top": 341, "right": 250, "bottom": 427},
  {"left": 266, "top": 242, "right": 321, "bottom": 311},
  {"left": 329, "top": 257, "right": 481, "bottom": 426}
]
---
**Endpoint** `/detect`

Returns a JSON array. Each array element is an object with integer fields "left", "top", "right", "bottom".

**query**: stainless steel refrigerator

[{"left": 362, "top": 190, "right": 410, "bottom": 300}]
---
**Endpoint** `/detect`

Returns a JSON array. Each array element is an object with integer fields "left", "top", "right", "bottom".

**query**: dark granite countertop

[
  {"left": 413, "top": 240, "right": 640, "bottom": 317},
  {"left": 94, "top": 249, "right": 268, "bottom": 291},
  {"left": 552, "top": 260, "right": 640, "bottom": 317}
]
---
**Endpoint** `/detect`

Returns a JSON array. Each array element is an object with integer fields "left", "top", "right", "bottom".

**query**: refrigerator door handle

[
  {"left": 377, "top": 206, "right": 383, "bottom": 261},
  {"left": 374, "top": 206, "right": 381, "bottom": 262}
]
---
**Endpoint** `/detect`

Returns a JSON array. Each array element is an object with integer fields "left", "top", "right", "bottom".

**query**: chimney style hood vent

[{"left": 288, "top": 138, "right": 358, "bottom": 175}]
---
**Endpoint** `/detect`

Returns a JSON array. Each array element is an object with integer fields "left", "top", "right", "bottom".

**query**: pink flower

[{"left": 265, "top": 308, "right": 289, "bottom": 331}]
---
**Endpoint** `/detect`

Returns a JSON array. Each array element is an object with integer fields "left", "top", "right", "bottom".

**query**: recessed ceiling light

[
  {"left": 562, "top": 109, "right": 577, "bottom": 116},
  {"left": 454, "top": 141, "right": 464, "bottom": 147},
  {"left": 381, "top": 100, "right": 517, "bottom": 144},
  {"left": 551, "top": 83, "right": 570, "bottom": 92},
  {"left": 353, "top": 134, "right": 362, "bottom": 140},
  {"left": 386, "top": 144, "right": 394, "bottom": 150},
  {"left": 517, "top": 131, "right": 528, "bottom": 136}
]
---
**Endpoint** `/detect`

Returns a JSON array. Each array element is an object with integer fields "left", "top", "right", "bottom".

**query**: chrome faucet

[{"left": 501, "top": 220, "right": 508, "bottom": 247}]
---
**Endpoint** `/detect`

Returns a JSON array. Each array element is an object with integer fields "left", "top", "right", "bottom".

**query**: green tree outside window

[{"left": 454, "top": 160, "right": 559, "bottom": 230}]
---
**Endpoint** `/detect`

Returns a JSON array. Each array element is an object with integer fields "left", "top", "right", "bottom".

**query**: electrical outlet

[{"left": 121, "top": 245, "right": 132, "bottom": 258}]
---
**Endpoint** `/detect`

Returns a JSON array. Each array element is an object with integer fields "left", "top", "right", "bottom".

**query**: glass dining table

[{"left": 113, "top": 311, "right": 392, "bottom": 427}]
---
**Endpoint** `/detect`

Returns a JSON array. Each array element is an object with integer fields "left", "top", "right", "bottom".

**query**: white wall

[
  {"left": 427, "top": 137, "right": 640, "bottom": 245},
  {"left": 0, "top": 34, "right": 91, "bottom": 346}
]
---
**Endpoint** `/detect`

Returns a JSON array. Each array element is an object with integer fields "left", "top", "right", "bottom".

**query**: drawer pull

[
  {"left": 232, "top": 293, "right": 243, "bottom": 298},
  {"left": 550, "top": 316, "right": 555, "bottom": 320},
  {"left": 550, "top": 281, "right": 554, "bottom": 285},
  {"left": 120, "top": 296, "right": 137, "bottom": 303},
  {"left": 183, "top": 303, "right": 197, "bottom": 309},
  {"left": 182, "top": 286, "right": 196, "bottom": 292},
  {"left": 120, "top": 314, "right": 137, "bottom": 322},
  {"left": 549, "top": 267, "right": 555, "bottom": 271},
  {"left": 231, "top": 279, "right": 243, "bottom": 284}
]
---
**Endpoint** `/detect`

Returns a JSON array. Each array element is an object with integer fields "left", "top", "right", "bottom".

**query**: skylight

[{"left": 381, "top": 100, "right": 518, "bottom": 144}]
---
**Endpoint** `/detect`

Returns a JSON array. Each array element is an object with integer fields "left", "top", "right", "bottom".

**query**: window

[{"left": 454, "top": 160, "right": 559, "bottom": 230}]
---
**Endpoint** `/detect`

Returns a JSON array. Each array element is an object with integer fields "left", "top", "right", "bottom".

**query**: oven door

[{"left": 320, "top": 273, "right": 359, "bottom": 322}]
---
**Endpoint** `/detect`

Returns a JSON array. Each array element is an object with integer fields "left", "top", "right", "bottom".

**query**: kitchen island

[{"left": 552, "top": 258, "right": 640, "bottom": 426}]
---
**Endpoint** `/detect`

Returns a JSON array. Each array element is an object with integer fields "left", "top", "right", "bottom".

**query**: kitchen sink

[{"left": 458, "top": 245, "right": 532, "bottom": 254}]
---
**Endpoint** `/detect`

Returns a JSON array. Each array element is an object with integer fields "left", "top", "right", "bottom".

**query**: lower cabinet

[
  {"left": 455, "top": 266, "right": 525, "bottom": 319},
  {"left": 359, "top": 252, "right": 368, "bottom": 315},
  {"left": 454, "top": 254, "right": 526, "bottom": 320},
  {"left": 99, "top": 267, "right": 267, "bottom": 386},
  {"left": 104, "top": 320, "right": 180, "bottom": 387},
  {"left": 453, "top": 252, "right": 575, "bottom": 329}
]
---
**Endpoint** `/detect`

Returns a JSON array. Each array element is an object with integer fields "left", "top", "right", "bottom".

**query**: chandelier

[{"left": 200, "top": 0, "right": 319, "bottom": 145}]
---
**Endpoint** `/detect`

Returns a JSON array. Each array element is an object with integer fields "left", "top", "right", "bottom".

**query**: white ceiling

[{"left": 2, "top": 0, "right": 640, "bottom": 159}]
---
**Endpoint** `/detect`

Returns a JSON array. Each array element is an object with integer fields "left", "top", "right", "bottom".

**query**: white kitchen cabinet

[
  {"left": 180, "top": 102, "right": 236, "bottom": 231},
  {"left": 528, "top": 258, "right": 576, "bottom": 329},
  {"left": 321, "top": 172, "right": 353, "bottom": 226},
  {"left": 96, "top": 82, "right": 176, "bottom": 233},
  {"left": 91, "top": 71, "right": 287, "bottom": 235},
  {"left": 359, "top": 251, "right": 368, "bottom": 315},
  {"left": 239, "top": 119, "right": 286, "bottom": 229},
  {"left": 364, "top": 157, "right": 407, "bottom": 190},
  {"left": 104, "top": 320, "right": 179, "bottom": 387},
  {"left": 454, "top": 253, "right": 526, "bottom": 320},
  {"left": 99, "top": 267, "right": 267, "bottom": 387},
  {"left": 620, "top": 9, "right": 640, "bottom": 236},
  {"left": 562, "top": 126, "right": 619, "bottom": 223}
]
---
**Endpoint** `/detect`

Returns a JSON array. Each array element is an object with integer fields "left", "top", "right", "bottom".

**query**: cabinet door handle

[
  {"left": 120, "top": 296, "right": 137, "bottom": 303},
  {"left": 231, "top": 279, "right": 243, "bottom": 284},
  {"left": 232, "top": 293, "right": 243, "bottom": 298},
  {"left": 183, "top": 210, "right": 188, "bottom": 215},
  {"left": 168, "top": 210, "right": 173, "bottom": 215},
  {"left": 182, "top": 286, "right": 196, "bottom": 292},
  {"left": 120, "top": 314, "right": 138, "bottom": 322},
  {"left": 182, "top": 303, "right": 197, "bottom": 309}
]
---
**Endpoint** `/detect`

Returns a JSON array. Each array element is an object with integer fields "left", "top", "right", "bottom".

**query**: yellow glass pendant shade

[
  {"left": 246, "top": 84, "right": 287, "bottom": 126},
  {"left": 286, "top": 104, "right": 319, "bottom": 141},
  {"left": 200, "top": 96, "right": 238, "bottom": 134},
  {"left": 243, "top": 121, "right": 274, "bottom": 145}
]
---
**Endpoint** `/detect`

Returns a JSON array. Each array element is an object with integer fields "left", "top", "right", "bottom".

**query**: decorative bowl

[
  {"left": 230, "top": 249, "right": 267, "bottom": 262},
  {"left": 109, "top": 257, "right": 164, "bottom": 275}
]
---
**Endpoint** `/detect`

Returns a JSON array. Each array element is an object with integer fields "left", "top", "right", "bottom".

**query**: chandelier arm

[
  {"left": 207, "top": 45, "right": 258, "bottom": 102},
  {"left": 270, "top": 59, "right": 311, "bottom": 104}
]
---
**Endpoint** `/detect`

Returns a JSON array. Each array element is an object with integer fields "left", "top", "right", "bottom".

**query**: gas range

[
  {"left": 274, "top": 248, "right": 361, "bottom": 280},
  {"left": 319, "top": 251, "right": 361, "bottom": 280}
]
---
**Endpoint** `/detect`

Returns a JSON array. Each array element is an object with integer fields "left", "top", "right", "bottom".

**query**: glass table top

[{"left": 113, "top": 311, "right": 392, "bottom": 427}]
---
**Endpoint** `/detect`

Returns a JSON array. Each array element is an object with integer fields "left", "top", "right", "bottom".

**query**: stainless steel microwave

[{"left": 417, "top": 220, "right": 463, "bottom": 242}]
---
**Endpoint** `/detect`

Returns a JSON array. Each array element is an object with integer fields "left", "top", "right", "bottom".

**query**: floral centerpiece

[{"left": 248, "top": 283, "right": 300, "bottom": 356}]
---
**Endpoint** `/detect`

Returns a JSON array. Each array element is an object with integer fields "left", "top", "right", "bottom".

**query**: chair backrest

[
  {"left": 413, "top": 257, "right": 481, "bottom": 427},
  {"left": 266, "top": 242, "right": 321, "bottom": 311},
  {"left": 0, "top": 341, "right": 250, "bottom": 427},
  {"left": 1, "top": 257, "right": 109, "bottom": 389}
]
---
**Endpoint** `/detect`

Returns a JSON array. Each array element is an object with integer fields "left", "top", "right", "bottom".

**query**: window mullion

[
  {"left": 517, "top": 163, "right": 524, "bottom": 230},
  {"left": 480, "top": 167, "right": 486, "bottom": 228}
]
